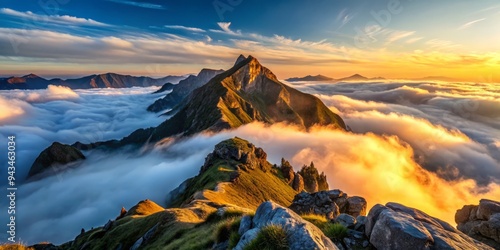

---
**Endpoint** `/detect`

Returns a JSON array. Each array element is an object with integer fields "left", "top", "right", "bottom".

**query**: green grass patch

[
  {"left": 229, "top": 231, "right": 241, "bottom": 249},
  {"left": 215, "top": 218, "right": 241, "bottom": 243},
  {"left": 301, "top": 213, "right": 330, "bottom": 230},
  {"left": 324, "top": 223, "right": 348, "bottom": 241},
  {"left": 244, "top": 224, "right": 289, "bottom": 250},
  {"left": 169, "top": 158, "right": 236, "bottom": 207}
]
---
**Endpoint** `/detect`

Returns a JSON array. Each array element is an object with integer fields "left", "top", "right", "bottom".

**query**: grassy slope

[{"left": 58, "top": 138, "right": 297, "bottom": 250}]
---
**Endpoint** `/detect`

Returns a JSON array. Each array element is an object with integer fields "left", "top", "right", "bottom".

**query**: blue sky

[{"left": 0, "top": 0, "right": 499, "bottom": 80}]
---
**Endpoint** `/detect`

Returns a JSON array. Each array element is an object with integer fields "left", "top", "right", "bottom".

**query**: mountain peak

[
  {"left": 22, "top": 73, "right": 41, "bottom": 78},
  {"left": 228, "top": 54, "right": 279, "bottom": 90},
  {"left": 234, "top": 54, "right": 247, "bottom": 66}
]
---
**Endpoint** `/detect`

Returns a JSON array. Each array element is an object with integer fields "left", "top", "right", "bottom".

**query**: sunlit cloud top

[{"left": 0, "top": 0, "right": 498, "bottom": 81}]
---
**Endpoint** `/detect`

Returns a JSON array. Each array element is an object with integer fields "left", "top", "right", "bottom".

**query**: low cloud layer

[
  {"left": 290, "top": 80, "right": 500, "bottom": 185},
  {"left": 0, "top": 80, "right": 498, "bottom": 245},
  {"left": 0, "top": 86, "right": 166, "bottom": 181}
]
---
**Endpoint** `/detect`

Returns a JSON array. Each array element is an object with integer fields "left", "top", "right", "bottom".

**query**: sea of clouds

[{"left": 0, "top": 80, "right": 498, "bottom": 244}]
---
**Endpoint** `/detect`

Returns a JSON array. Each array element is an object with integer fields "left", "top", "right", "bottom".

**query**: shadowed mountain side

[
  {"left": 147, "top": 69, "right": 224, "bottom": 112},
  {"left": 27, "top": 142, "right": 85, "bottom": 179},
  {"left": 152, "top": 82, "right": 175, "bottom": 94}
]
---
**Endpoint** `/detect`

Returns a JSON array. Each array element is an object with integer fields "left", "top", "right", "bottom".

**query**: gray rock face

[
  {"left": 477, "top": 199, "right": 500, "bottom": 220},
  {"left": 335, "top": 214, "right": 356, "bottom": 228},
  {"left": 355, "top": 216, "right": 367, "bottom": 232},
  {"left": 371, "top": 209, "right": 433, "bottom": 250},
  {"left": 292, "top": 173, "right": 305, "bottom": 192},
  {"left": 103, "top": 220, "right": 113, "bottom": 231},
  {"left": 238, "top": 215, "right": 253, "bottom": 235},
  {"left": 347, "top": 196, "right": 367, "bottom": 217},
  {"left": 130, "top": 223, "right": 159, "bottom": 250},
  {"left": 456, "top": 199, "right": 500, "bottom": 249},
  {"left": 236, "top": 201, "right": 338, "bottom": 250},
  {"left": 289, "top": 189, "right": 366, "bottom": 220},
  {"left": 366, "top": 203, "right": 493, "bottom": 250}
]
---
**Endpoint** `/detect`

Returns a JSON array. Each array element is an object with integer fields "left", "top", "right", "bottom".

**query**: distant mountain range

[
  {"left": 286, "top": 74, "right": 385, "bottom": 82},
  {"left": 286, "top": 75, "right": 334, "bottom": 82},
  {"left": 285, "top": 74, "right": 459, "bottom": 83},
  {"left": 0, "top": 73, "right": 187, "bottom": 90}
]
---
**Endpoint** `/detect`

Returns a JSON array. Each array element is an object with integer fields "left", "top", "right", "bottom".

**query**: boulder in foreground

[
  {"left": 366, "top": 202, "right": 493, "bottom": 250},
  {"left": 235, "top": 201, "right": 338, "bottom": 250},
  {"left": 456, "top": 199, "right": 500, "bottom": 249}
]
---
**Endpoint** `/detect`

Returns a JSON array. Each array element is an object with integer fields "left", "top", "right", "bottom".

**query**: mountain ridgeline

[
  {"left": 147, "top": 68, "right": 225, "bottom": 112},
  {"left": 87, "top": 55, "right": 346, "bottom": 148},
  {"left": 0, "top": 73, "right": 186, "bottom": 89}
]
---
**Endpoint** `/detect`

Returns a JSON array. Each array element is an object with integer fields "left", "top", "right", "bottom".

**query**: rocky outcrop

[
  {"left": 280, "top": 159, "right": 330, "bottom": 193},
  {"left": 280, "top": 158, "right": 295, "bottom": 185},
  {"left": 456, "top": 199, "right": 500, "bottom": 249},
  {"left": 289, "top": 189, "right": 366, "bottom": 220},
  {"left": 298, "top": 162, "right": 329, "bottom": 192},
  {"left": 201, "top": 137, "right": 269, "bottom": 174},
  {"left": 130, "top": 223, "right": 159, "bottom": 250},
  {"left": 292, "top": 172, "right": 305, "bottom": 192},
  {"left": 235, "top": 201, "right": 338, "bottom": 250},
  {"left": 27, "top": 142, "right": 85, "bottom": 178},
  {"left": 366, "top": 202, "right": 493, "bottom": 250},
  {"left": 164, "top": 137, "right": 297, "bottom": 209},
  {"left": 347, "top": 196, "right": 368, "bottom": 217}
]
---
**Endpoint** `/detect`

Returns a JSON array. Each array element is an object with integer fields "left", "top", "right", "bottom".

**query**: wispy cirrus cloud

[
  {"left": 210, "top": 22, "right": 242, "bottom": 36},
  {"left": 0, "top": 8, "right": 109, "bottom": 26},
  {"left": 406, "top": 37, "right": 423, "bottom": 44},
  {"left": 164, "top": 25, "right": 205, "bottom": 33},
  {"left": 458, "top": 18, "right": 486, "bottom": 30},
  {"left": 336, "top": 8, "right": 354, "bottom": 29},
  {"left": 386, "top": 31, "right": 416, "bottom": 44},
  {"left": 106, "top": 0, "right": 165, "bottom": 10},
  {"left": 425, "top": 39, "right": 462, "bottom": 50}
]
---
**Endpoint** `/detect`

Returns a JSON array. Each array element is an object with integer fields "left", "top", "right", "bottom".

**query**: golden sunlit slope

[{"left": 56, "top": 137, "right": 298, "bottom": 250}]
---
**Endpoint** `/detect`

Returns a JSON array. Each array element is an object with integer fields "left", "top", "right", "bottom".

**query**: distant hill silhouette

[{"left": 0, "top": 73, "right": 186, "bottom": 90}]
